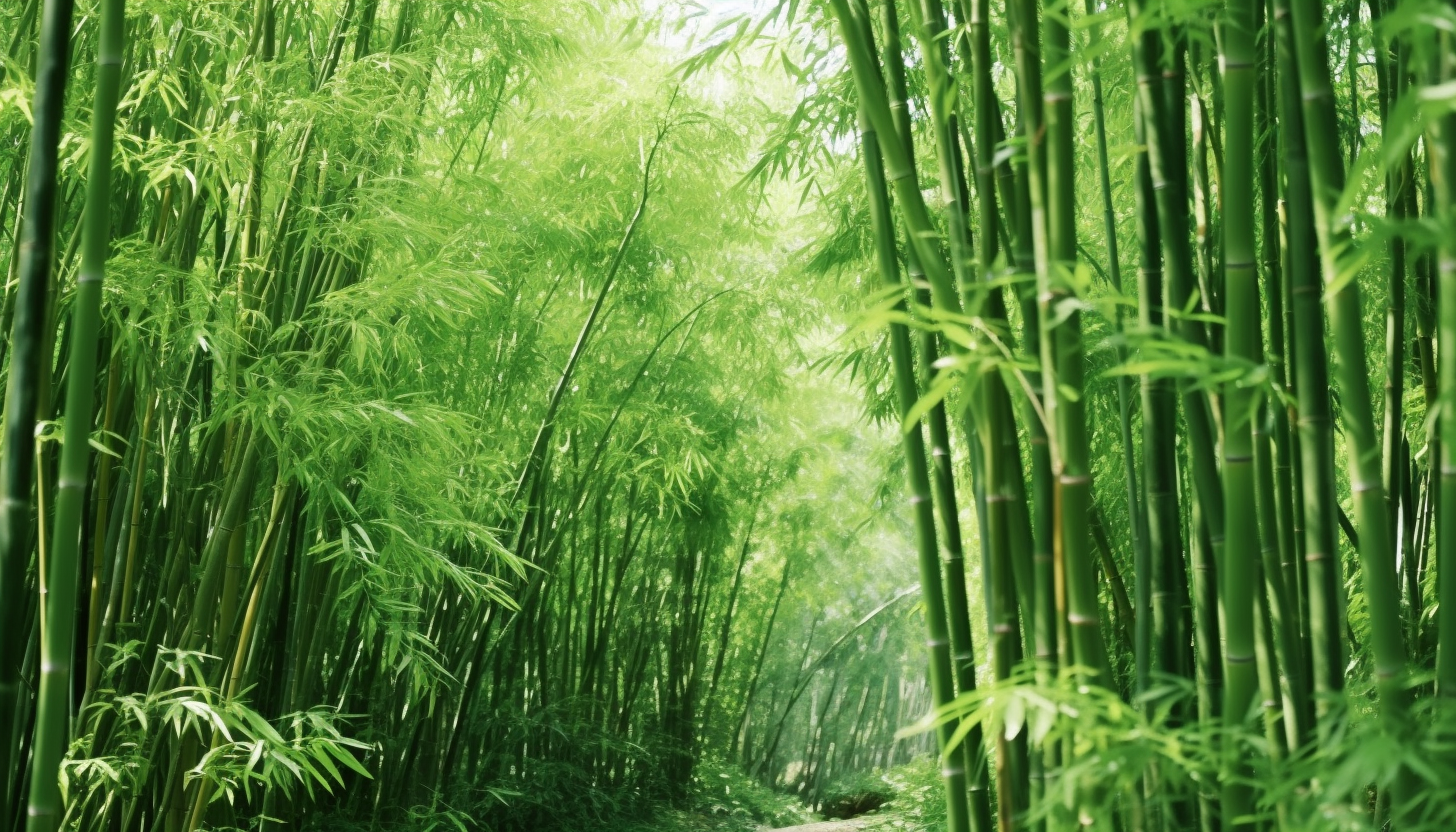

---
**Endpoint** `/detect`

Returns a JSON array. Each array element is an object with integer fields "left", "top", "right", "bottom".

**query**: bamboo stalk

[
  {"left": 843, "top": 19, "right": 967, "bottom": 832},
  {"left": 1287, "top": 0, "right": 1409, "bottom": 727},
  {"left": 1271, "top": 0, "right": 1344, "bottom": 716},
  {"left": 1432, "top": 31, "right": 1456, "bottom": 697},
  {"left": 0, "top": 4, "right": 78, "bottom": 810},
  {"left": 1218, "top": 0, "right": 1261, "bottom": 824},
  {"left": 1041, "top": 0, "right": 1108, "bottom": 688},
  {"left": 27, "top": 3, "right": 121, "bottom": 832}
]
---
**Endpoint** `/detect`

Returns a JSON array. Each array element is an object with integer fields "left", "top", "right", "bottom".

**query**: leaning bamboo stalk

[
  {"left": 885, "top": 4, "right": 1010, "bottom": 830},
  {"left": 75, "top": 394, "right": 151, "bottom": 745},
  {"left": 825, "top": 0, "right": 959, "bottom": 306},
  {"left": 840, "top": 7, "right": 968, "bottom": 832},
  {"left": 117, "top": 392, "right": 156, "bottom": 628},
  {"left": 28, "top": 3, "right": 123, "bottom": 832},
  {"left": 898, "top": 0, "right": 974, "bottom": 294}
]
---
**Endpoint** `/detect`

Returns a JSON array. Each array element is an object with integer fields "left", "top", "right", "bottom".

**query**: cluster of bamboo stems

[
  {"left": 0, "top": 2, "right": 888, "bottom": 831},
  {"left": 827, "top": 0, "right": 1456, "bottom": 828}
]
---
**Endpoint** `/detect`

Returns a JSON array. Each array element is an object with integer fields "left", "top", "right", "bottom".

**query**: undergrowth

[
  {"left": 839, "top": 758, "right": 947, "bottom": 832},
  {"left": 672, "top": 756, "right": 818, "bottom": 831}
]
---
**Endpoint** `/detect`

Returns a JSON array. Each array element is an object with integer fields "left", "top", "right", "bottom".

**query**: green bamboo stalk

[
  {"left": 898, "top": 0, "right": 974, "bottom": 294},
  {"left": 1250, "top": 577, "right": 1289, "bottom": 832},
  {"left": 0, "top": 0, "right": 77, "bottom": 823},
  {"left": 951, "top": 2, "right": 1056, "bottom": 708},
  {"left": 81, "top": 359, "right": 118, "bottom": 698},
  {"left": 1254, "top": 0, "right": 1307, "bottom": 678},
  {"left": 852, "top": 26, "right": 970, "bottom": 832},
  {"left": 1366, "top": 0, "right": 1410, "bottom": 569},
  {"left": 832, "top": 4, "right": 1029, "bottom": 830},
  {"left": 27, "top": 4, "right": 123, "bottom": 832},
  {"left": 1042, "top": 0, "right": 1108, "bottom": 687},
  {"left": 1271, "top": 0, "right": 1343, "bottom": 713},
  {"left": 1286, "top": 0, "right": 1409, "bottom": 726},
  {"left": 1432, "top": 31, "right": 1456, "bottom": 697},
  {"left": 1123, "top": 0, "right": 1226, "bottom": 700},
  {"left": 876, "top": 4, "right": 998, "bottom": 828},
  {"left": 1253, "top": 402, "right": 1310, "bottom": 749},
  {"left": 1190, "top": 86, "right": 1217, "bottom": 340},
  {"left": 1082, "top": 3, "right": 1149, "bottom": 688},
  {"left": 955, "top": 2, "right": 1042, "bottom": 825},
  {"left": 1127, "top": 84, "right": 1188, "bottom": 718},
  {"left": 1008, "top": 0, "right": 1048, "bottom": 275},
  {"left": 1218, "top": 0, "right": 1261, "bottom": 824},
  {"left": 1126, "top": 38, "right": 1222, "bottom": 832},
  {"left": 1412, "top": 164, "right": 1439, "bottom": 655}
]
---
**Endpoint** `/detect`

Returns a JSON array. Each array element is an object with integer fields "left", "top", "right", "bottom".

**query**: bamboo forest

[{"left": 4, "top": 0, "right": 1456, "bottom": 830}]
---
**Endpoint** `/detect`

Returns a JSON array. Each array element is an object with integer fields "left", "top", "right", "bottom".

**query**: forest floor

[
  {"left": 763, "top": 819, "right": 883, "bottom": 831},
  {"left": 629, "top": 807, "right": 897, "bottom": 832},
  {"left": 621, "top": 759, "right": 940, "bottom": 832}
]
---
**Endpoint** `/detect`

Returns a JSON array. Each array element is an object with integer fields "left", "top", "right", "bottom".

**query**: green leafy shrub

[
  {"left": 687, "top": 756, "right": 816, "bottom": 829},
  {"left": 457, "top": 702, "right": 679, "bottom": 831},
  {"left": 868, "top": 758, "right": 947, "bottom": 831}
]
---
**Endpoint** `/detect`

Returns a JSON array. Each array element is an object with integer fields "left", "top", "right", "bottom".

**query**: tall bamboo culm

[
  {"left": 0, "top": 1, "right": 77, "bottom": 823},
  {"left": 27, "top": 1, "right": 125, "bottom": 830}
]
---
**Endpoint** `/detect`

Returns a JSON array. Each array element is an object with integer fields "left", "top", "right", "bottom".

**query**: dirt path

[{"left": 764, "top": 820, "right": 882, "bottom": 832}]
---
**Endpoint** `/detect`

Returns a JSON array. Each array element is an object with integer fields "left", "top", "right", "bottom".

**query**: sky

[{"left": 647, "top": 0, "right": 775, "bottom": 49}]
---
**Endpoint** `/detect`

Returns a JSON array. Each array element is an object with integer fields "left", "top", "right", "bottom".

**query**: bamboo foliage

[
  {"left": 785, "top": 0, "right": 1456, "bottom": 826},
  {"left": 0, "top": 4, "right": 952, "bottom": 832}
]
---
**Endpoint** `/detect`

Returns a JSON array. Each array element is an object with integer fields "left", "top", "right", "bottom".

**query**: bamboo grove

[
  {"left": 8, "top": 0, "right": 1456, "bottom": 830},
  {"left": 0, "top": 2, "right": 954, "bottom": 831},
  {"left": 735, "top": 0, "right": 1456, "bottom": 827}
]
